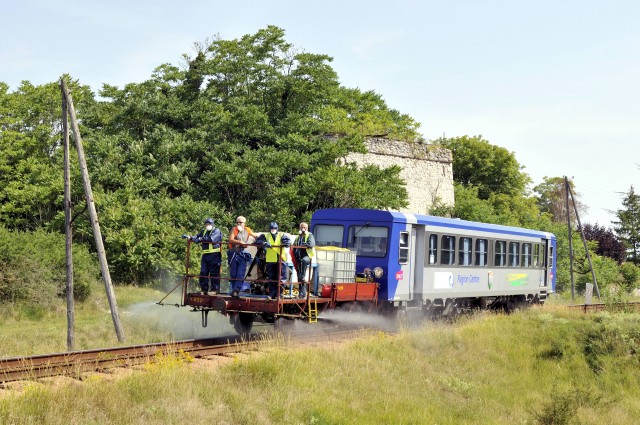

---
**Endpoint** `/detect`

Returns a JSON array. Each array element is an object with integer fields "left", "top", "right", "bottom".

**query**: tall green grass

[
  {"left": 2, "top": 306, "right": 640, "bottom": 424},
  {"left": 0, "top": 286, "right": 179, "bottom": 357}
]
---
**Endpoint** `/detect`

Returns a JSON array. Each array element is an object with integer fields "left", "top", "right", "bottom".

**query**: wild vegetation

[
  {"left": 2, "top": 306, "right": 640, "bottom": 424},
  {"left": 0, "top": 286, "right": 173, "bottom": 357}
]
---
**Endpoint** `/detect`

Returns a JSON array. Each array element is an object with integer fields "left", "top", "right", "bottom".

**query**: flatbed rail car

[
  {"left": 310, "top": 208, "right": 556, "bottom": 317},
  {"left": 179, "top": 239, "right": 379, "bottom": 335}
]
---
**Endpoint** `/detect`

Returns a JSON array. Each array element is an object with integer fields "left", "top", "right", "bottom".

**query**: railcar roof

[{"left": 312, "top": 208, "right": 555, "bottom": 240}]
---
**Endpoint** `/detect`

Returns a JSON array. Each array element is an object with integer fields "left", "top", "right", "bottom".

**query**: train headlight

[{"left": 373, "top": 267, "right": 384, "bottom": 278}]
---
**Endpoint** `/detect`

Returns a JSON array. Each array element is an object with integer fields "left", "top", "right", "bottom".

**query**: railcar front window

[
  {"left": 475, "top": 238, "right": 488, "bottom": 266},
  {"left": 459, "top": 237, "right": 472, "bottom": 266},
  {"left": 494, "top": 240, "right": 506, "bottom": 267},
  {"left": 314, "top": 225, "right": 344, "bottom": 247},
  {"left": 441, "top": 235, "right": 456, "bottom": 265},
  {"left": 399, "top": 231, "right": 409, "bottom": 264},
  {"left": 509, "top": 242, "right": 520, "bottom": 267},
  {"left": 427, "top": 234, "right": 438, "bottom": 265},
  {"left": 347, "top": 226, "right": 388, "bottom": 258}
]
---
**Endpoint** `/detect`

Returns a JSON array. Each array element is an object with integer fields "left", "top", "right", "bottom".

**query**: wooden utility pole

[
  {"left": 59, "top": 79, "right": 126, "bottom": 342},
  {"left": 62, "top": 87, "right": 75, "bottom": 351},
  {"left": 568, "top": 183, "right": 601, "bottom": 300},
  {"left": 564, "top": 176, "right": 575, "bottom": 301}
]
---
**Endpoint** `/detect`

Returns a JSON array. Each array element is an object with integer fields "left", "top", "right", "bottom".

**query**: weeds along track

[
  {"left": 566, "top": 301, "right": 640, "bottom": 313},
  {"left": 0, "top": 326, "right": 370, "bottom": 385}
]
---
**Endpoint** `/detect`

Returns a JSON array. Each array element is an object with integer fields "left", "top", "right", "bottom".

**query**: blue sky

[{"left": 3, "top": 0, "right": 639, "bottom": 227}]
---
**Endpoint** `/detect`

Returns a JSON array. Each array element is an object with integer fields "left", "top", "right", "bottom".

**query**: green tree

[
  {"left": 434, "top": 135, "right": 530, "bottom": 200},
  {"left": 0, "top": 79, "right": 93, "bottom": 230},
  {"left": 582, "top": 223, "right": 627, "bottom": 264},
  {"left": 613, "top": 185, "right": 640, "bottom": 264},
  {"left": 429, "top": 136, "right": 542, "bottom": 229},
  {"left": 62, "top": 26, "right": 416, "bottom": 283},
  {"left": 532, "top": 176, "right": 587, "bottom": 224},
  {"left": 0, "top": 27, "right": 419, "bottom": 284},
  {"left": 619, "top": 262, "right": 640, "bottom": 292}
]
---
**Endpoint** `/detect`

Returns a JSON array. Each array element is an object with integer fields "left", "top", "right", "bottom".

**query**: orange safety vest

[{"left": 228, "top": 226, "right": 254, "bottom": 250}]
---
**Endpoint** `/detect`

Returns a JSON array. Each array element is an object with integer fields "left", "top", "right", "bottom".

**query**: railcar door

[
  {"left": 547, "top": 241, "right": 554, "bottom": 291},
  {"left": 394, "top": 227, "right": 415, "bottom": 300},
  {"left": 543, "top": 239, "right": 549, "bottom": 287}
]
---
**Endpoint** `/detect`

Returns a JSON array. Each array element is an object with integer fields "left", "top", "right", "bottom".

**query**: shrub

[
  {"left": 0, "top": 226, "right": 98, "bottom": 305},
  {"left": 619, "top": 262, "right": 640, "bottom": 292}
]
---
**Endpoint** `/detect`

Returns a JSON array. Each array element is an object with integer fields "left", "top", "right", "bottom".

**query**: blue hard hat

[
  {"left": 204, "top": 217, "right": 214, "bottom": 225},
  {"left": 269, "top": 222, "right": 278, "bottom": 230}
]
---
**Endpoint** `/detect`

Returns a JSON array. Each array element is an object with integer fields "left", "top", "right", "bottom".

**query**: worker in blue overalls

[
  {"left": 256, "top": 222, "right": 290, "bottom": 300},
  {"left": 190, "top": 217, "right": 222, "bottom": 295},
  {"left": 227, "top": 216, "right": 255, "bottom": 298},
  {"left": 293, "top": 222, "right": 315, "bottom": 298}
]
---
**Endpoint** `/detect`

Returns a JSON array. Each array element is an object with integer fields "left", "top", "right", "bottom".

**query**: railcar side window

[
  {"left": 522, "top": 243, "right": 532, "bottom": 267},
  {"left": 314, "top": 225, "right": 344, "bottom": 247},
  {"left": 441, "top": 235, "right": 456, "bottom": 265},
  {"left": 458, "top": 237, "right": 472, "bottom": 266},
  {"left": 533, "top": 244, "right": 540, "bottom": 267},
  {"left": 475, "top": 238, "right": 488, "bottom": 266},
  {"left": 427, "top": 234, "right": 438, "bottom": 265},
  {"left": 494, "top": 240, "right": 506, "bottom": 267},
  {"left": 347, "top": 226, "right": 388, "bottom": 258},
  {"left": 509, "top": 242, "right": 520, "bottom": 267},
  {"left": 399, "top": 231, "right": 409, "bottom": 264}
]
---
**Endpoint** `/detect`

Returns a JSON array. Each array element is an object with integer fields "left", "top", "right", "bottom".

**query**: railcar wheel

[{"left": 233, "top": 312, "right": 255, "bottom": 336}]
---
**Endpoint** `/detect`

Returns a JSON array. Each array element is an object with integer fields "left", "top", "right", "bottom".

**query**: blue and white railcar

[{"left": 311, "top": 208, "right": 556, "bottom": 315}]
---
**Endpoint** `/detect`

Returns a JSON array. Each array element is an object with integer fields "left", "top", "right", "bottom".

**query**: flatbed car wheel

[{"left": 233, "top": 312, "right": 254, "bottom": 336}]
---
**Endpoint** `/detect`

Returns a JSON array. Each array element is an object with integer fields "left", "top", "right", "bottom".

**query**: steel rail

[
  {"left": 0, "top": 328, "right": 367, "bottom": 384},
  {"left": 0, "top": 336, "right": 248, "bottom": 384},
  {"left": 566, "top": 301, "right": 640, "bottom": 312}
]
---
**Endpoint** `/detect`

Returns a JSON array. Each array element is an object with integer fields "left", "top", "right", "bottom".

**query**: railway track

[
  {"left": 566, "top": 301, "right": 640, "bottom": 312},
  {"left": 0, "top": 326, "right": 366, "bottom": 385},
  {"left": 8, "top": 301, "right": 637, "bottom": 384}
]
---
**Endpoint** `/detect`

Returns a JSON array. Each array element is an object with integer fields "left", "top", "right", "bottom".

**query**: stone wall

[{"left": 347, "top": 137, "right": 454, "bottom": 214}]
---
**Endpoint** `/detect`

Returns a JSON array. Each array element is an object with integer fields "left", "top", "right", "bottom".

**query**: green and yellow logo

[{"left": 507, "top": 273, "right": 529, "bottom": 286}]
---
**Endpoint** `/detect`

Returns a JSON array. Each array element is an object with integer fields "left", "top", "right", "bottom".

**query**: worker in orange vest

[{"left": 227, "top": 216, "right": 255, "bottom": 298}]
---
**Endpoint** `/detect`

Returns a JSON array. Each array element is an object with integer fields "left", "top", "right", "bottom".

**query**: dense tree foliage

[
  {"left": 0, "top": 225, "right": 97, "bottom": 303},
  {"left": 532, "top": 176, "right": 587, "bottom": 224},
  {"left": 430, "top": 183, "right": 547, "bottom": 229},
  {"left": 582, "top": 223, "right": 627, "bottom": 264},
  {"left": 429, "top": 136, "right": 547, "bottom": 231},
  {"left": 614, "top": 185, "right": 640, "bottom": 264},
  {"left": 434, "top": 135, "right": 530, "bottom": 200},
  {"left": 0, "top": 79, "right": 93, "bottom": 230},
  {"left": 0, "top": 27, "right": 418, "bottom": 284}
]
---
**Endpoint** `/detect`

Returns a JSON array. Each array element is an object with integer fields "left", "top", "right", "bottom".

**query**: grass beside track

[
  {"left": 0, "top": 286, "right": 184, "bottom": 357},
  {"left": 2, "top": 303, "right": 640, "bottom": 424}
]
